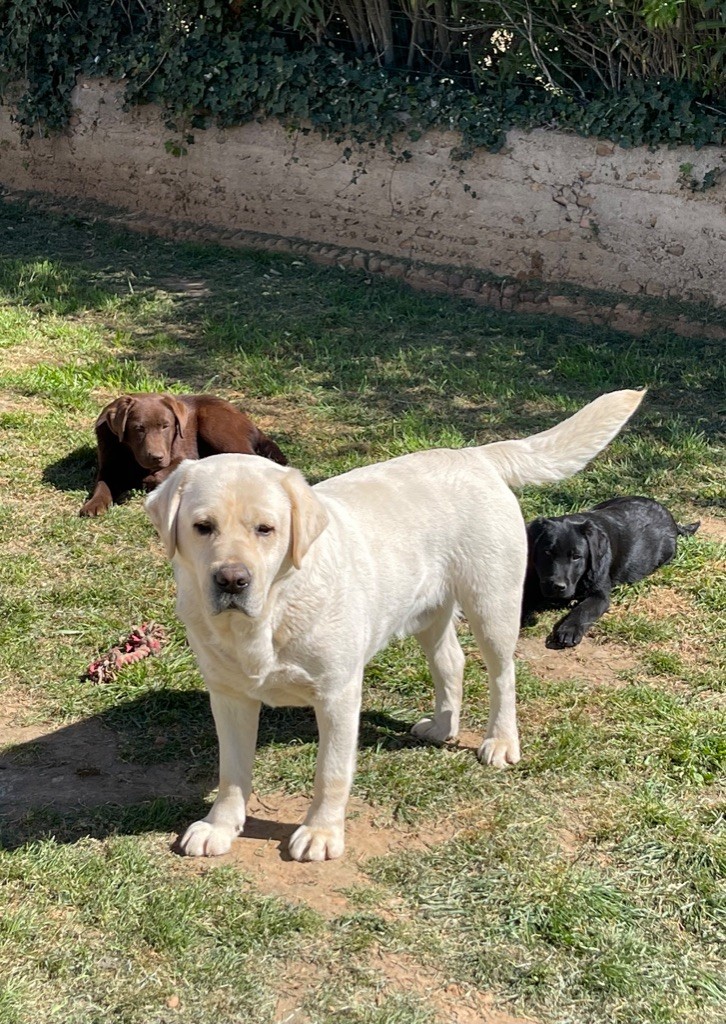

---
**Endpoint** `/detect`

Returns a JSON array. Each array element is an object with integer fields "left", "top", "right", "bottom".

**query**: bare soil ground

[
  {"left": 516, "top": 635, "right": 638, "bottom": 687},
  {"left": 0, "top": 629, "right": 640, "bottom": 897}
]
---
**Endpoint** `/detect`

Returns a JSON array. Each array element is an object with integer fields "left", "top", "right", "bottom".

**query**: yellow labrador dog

[{"left": 146, "top": 389, "right": 644, "bottom": 862}]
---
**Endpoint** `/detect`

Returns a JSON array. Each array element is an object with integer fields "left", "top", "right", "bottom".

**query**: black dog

[{"left": 522, "top": 496, "right": 699, "bottom": 649}]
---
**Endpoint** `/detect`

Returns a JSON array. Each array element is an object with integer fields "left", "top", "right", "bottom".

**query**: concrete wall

[{"left": 1, "top": 78, "right": 725, "bottom": 305}]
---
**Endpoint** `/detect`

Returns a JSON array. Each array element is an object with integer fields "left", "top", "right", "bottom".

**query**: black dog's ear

[
  {"left": 526, "top": 517, "right": 548, "bottom": 555},
  {"left": 581, "top": 520, "right": 612, "bottom": 589}
]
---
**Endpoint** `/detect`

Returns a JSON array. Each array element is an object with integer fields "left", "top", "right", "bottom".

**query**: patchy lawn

[{"left": 0, "top": 195, "right": 724, "bottom": 1024}]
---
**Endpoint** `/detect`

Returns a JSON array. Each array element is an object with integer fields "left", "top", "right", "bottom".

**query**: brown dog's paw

[
  {"left": 79, "top": 497, "right": 110, "bottom": 517},
  {"left": 143, "top": 467, "right": 175, "bottom": 491}
]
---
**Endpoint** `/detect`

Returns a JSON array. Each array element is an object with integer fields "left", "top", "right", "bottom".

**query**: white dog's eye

[
  {"left": 194, "top": 521, "right": 214, "bottom": 536},
  {"left": 256, "top": 524, "right": 275, "bottom": 536}
]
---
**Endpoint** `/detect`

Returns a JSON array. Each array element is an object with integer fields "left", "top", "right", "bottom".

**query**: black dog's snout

[
  {"left": 214, "top": 563, "right": 251, "bottom": 593},
  {"left": 549, "top": 581, "right": 568, "bottom": 594}
]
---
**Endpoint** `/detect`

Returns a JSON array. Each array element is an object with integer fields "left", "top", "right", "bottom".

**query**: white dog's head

[{"left": 145, "top": 454, "right": 329, "bottom": 618}]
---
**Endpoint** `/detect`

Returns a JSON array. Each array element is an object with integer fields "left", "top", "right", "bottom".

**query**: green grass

[
  {"left": 368, "top": 793, "right": 726, "bottom": 1024},
  {"left": 0, "top": 196, "right": 724, "bottom": 1024},
  {"left": 0, "top": 836, "right": 322, "bottom": 1024}
]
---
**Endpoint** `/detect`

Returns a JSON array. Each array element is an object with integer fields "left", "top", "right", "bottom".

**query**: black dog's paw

[{"left": 546, "top": 624, "right": 585, "bottom": 649}]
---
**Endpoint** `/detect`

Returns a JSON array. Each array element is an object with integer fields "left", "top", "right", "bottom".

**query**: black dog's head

[{"left": 528, "top": 516, "right": 609, "bottom": 602}]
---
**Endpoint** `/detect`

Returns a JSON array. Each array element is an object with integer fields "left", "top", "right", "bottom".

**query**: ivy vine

[{"left": 0, "top": 2, "right": 723, "bottom": 154}]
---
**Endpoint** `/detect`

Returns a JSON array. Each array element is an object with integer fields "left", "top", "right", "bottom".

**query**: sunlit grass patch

[
  {"left": 368, "top": 806, "right": 726, "bottom": 1024},
  {"left": 0, "top": 836, "right": 322, "bottom": 1024},
  {"left": 5, "top": 358, "right": 179, "bottom": 410}
]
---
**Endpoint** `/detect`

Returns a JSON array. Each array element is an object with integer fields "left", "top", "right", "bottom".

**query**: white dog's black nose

[{"left": 214, "top": 563, "right": 251, "bottom": 593}]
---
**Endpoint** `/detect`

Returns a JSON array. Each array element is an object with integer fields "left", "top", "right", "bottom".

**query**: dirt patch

[
  {"left": 0, "top": 700, "right": 528, "bottom": 1019},
  {"left": 615, "top": 589, "right": 695, "bottom": 621},
  {"left": 698, "top": 515, "right": 726, "bottom": 544},
  {"left": 156, "top": 276, "right": 212, "bottom": 299},
  {"left": 454, "top": 729, "right": 484, "bottom": 754},
  {"left": 372, "top": 949, "right": 537, "bottom": 1024},
  {"left": 555, "top": 826, "right": 583, "bottom": 860},
  {"left": 516, "top": 634, "right": 637, "bottom": 686},
  {"left": 0, "top": 393, "right": 50, "bottom": 416},
  {"left": 179, "top": 791, "right": 465, "bottom": 919},
  {"left": 271, "top": 948, "right": 537, "bottom": 1024},
  {"left": 0, "top": 340, "right": 69, "bottom": 372},
  {"left": 273, "top": 958, "right": 323, "bottom": 1024}
]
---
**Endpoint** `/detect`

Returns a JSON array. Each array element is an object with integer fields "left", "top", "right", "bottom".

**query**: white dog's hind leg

[
  {"left": 288, "top": 682, "right": 362, "bottom": 862},
  {"left": 411, "top": 607, "right": 465, "bottom": 744},
  {"left": 179, "top": 691, "right": 260, "bottom": 857},
  {"left": 460, "top": 592, "right": 521, "bottom": 768}
]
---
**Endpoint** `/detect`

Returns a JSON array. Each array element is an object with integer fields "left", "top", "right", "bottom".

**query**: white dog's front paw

[
  {"left": 477, "top": 734, "right": 520, "bottom": 768},
  {"left": 288, "top": 823, "right": 345, "bottom": 862},
  {"left": 178, "top": 819, "right": 240, "bottom": 857},
  {"left": 411, "top": 715, "right": 458, "bottom": 744}
]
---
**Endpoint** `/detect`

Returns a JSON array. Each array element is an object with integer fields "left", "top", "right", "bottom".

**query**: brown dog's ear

[
  {"left": 144, "top": 461, "right": 193, "bottom": 559},
  {"left": 162, "top": 395, "right": 189, "bottom": 439},
  {"left": 281, "top": 468, "right": 329, "bottom": 570},
  {"left": 100, "top": 396, "right": 135, "bottom": 441}
]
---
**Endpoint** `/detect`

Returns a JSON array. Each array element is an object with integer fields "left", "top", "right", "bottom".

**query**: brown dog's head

[{"left": 100, "top": 394, "right": 189, "bottom": 471}]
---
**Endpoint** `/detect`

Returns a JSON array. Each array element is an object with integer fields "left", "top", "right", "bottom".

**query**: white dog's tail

[{"left": 483, "top": 389, "right": 646, "bottom": 488}]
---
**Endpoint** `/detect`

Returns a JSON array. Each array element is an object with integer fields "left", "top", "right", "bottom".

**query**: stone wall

[{"left": 1, "top": 77, "right": 725, "bottom": 308}]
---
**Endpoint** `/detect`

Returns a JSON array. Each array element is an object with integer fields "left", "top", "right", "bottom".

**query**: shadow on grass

[
  {"left": 42, "top": 444, "right": 97, "bottom": 493},
  {"left": 0, "top": 692, "right": 415, "bottom": 851},
  {"left": 2, "top": 194, "right": 725, "bottom": 453}
]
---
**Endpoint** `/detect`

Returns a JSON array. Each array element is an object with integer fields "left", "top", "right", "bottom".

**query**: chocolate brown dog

[{"left": 80, "top": 393, "right": 287, "bottom": 517}]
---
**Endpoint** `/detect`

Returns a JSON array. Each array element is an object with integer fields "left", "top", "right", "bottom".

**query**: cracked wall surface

[{"left": 1, "top": 78, "right": 724, "bottom": 305}]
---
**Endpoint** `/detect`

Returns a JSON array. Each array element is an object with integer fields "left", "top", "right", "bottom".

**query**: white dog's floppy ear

[
  {"left": 281, "top": 468, "right": 329, "bottom": 569},
  {"left": 144, "top": 461, "right": 193, "bottom": 559}
]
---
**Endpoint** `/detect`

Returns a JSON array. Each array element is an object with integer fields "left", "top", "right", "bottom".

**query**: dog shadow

[
  {"left": 42, "top": 444, "right": 97, "bottom": 493},
  {"left": 0, "top": 691, "right": 414, "bottom": 852},
  {"left": 226, "top": 813, "right": 299, "bottom": 862}
]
